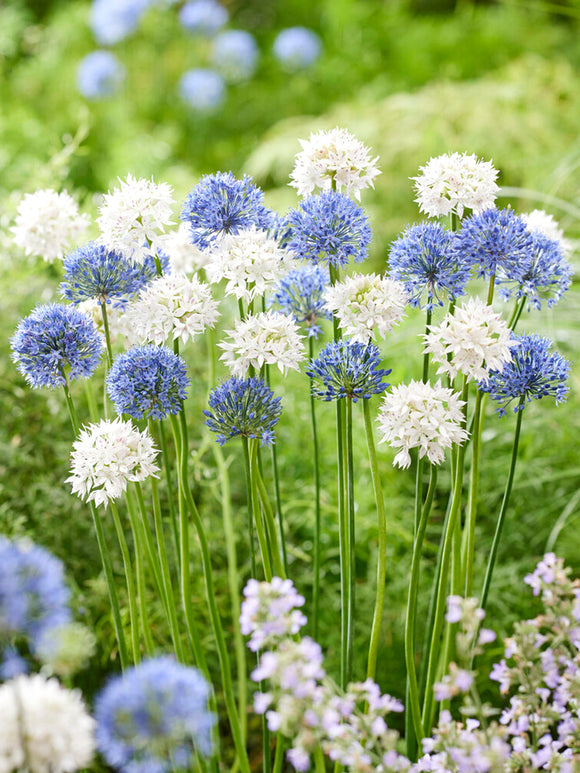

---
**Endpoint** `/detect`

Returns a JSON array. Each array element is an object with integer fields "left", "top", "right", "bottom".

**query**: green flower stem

[
  {"left": 264, "top": 364, "right": 289, "bottom": 575},
  {"left": 243, "top": 437, "right": 272, "bottom": 580},
  {"left": 83, "top": 379, "right": 99, "bottom": 422},
  {"left": 480, "top": 397, "right": 525, "bottom": 611},
  {"left": 508, "top": 294, "right": 527, "bottom": 331},
  {"left": 99, "top": 301, "right": 114, "bottom": 368},
  {"left": 486, "top": 274, "right": 496, "bottom": 306},
  {"left": 273, "top": 735, "right": 286, "bottom": 773},
  {"left": 314, "top": 745, "right": 326, "bottom": 773},
  {"left": 110, "top": 500, "right": 140, "bottom": 664},
  {"left": 309, "top": 336, "right": 323, "bottom": 641},
  {"left": 124, "top": 489, "right": 155, "bottom": 654},
  {"left": 345, "top": 397, "right": 356, "bottom": 684},
  {"left": 463, "top": 389, "right": 484, "bottom": 597},
  {"left": 153, "top": 253, "right": 164, "bottom": 277},
  {"left": 158, "top": 418, "right": 180, "bottom": 568},
  {"left": 405, "top": 464, "right": 438, "bottom": 757},
  {"left": 256, "top": 461, "right": 286, "bottom": 579}
]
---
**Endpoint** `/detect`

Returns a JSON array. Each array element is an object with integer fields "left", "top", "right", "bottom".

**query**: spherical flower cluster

[
  {"left": 273, "top": 27, "right": 321, "bottom": 71},
  {"left": 240, "top": 577, "right": 307, "bottom": 652},
  {"left": 211, "top": 30, "right": 259, "bottom": 82},
  {"left": 181, "top": 172, "right": 273, "bottom": 250},
  {"left": 0, "top": 674, "right": 95, "bottom": 773},
  {"left": 271, "top": 264, "right": 331, "bottom": 338},
  {"left": 389, "top": 222, "right": 469, "bottom": 310},
  {"left": 219, "top": 311, "right": 305, "bottom": 377},
  {"left": 97, "top": 174, "right": 175, "bottom": 264},
  {"left": 11, "top": 189, "right": 90, "bottom": 263},
  {"left": 521, "top": 209, "right": 572, "bottom": 256},
  {"left": 77, "top": 51, "right": 125, "bottom": 99},
  {"left": 124, "top": 273, "right": 219, "bottom": 345},
  {"left": 323, "top": 272, "right": 407, "bottom": 343},
  {"left": 106, "top": 346, "right": 189, "bottom": 420},
  {"left": 307, "top": 340, "right": 391, "bottom": 402},
  {"left": 95, "top": 657, "right": 215, "bottom": 773},
  {"left": 412, "top": 152, "right": 499, "bottom": 219},
  {"left": 424, "top": 297, "right": 516, "bottom": 383},
  {"left": 67, "top": 417, "right": 160, "bottom": 507},
  {"left": 205, "top": 226, "right": 287, "bottom": 302},
  {"left": 179, "top": 68, "right": 225, "bottom": 112},
  {"left": 285, "top": 191, "right": 371, "bottom": 268},
  {"left": 90, "top": 0, "right": 150, "bottom": 45},
  {"left": 36, "top": 622, "right": 97, "bottom": 678},
  {"left": 289, "top": 127, "right": 381, "bottom": 200},
  {"left": 478, "top": 333, "right": 570, "bottom": 416},
  {"left": 376, "top": 380, "right": 468, "bottom": 469},
  {"left": 204, "top": 376, "right": 282, "bottom": 447},
  {"left": 163, "top": 222, "right": 212, "bottom": 273},
  {"left": 11, "top": 303, "right": 103, "bottom": 390},
  {"left": 179, "top": 0, "right": 228, "bottom": 36}
]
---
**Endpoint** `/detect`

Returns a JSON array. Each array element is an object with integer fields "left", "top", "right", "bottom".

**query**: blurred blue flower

[
  {"left": 107, "top": 345, "right": 189, "bottom": 420},
  {"left": 211, "top": 30, "right": 259, "bottom": 83},
  {"left": 179, "top": 69, "right": 225, "bottom": 112},
  {"left": 307, "top": 339, "right": 391, "bottom": 401},
  {"left": 273, "top": 27, "right": 321, "bottom": 71},
  {"left": 11, "top": 303, "right": 103, "bottom": 389},
  {"left": 95, "top": 657, "right": 215, "bottom": 773},
  {"left": 204, "top": 376, "right": 282, "bottom": 446},
  {"left": 90, "top": 0, "right": 151, "bottom": 45},
  {"left": 271, "top": 264, "right": 330, "bottom": 338},
  {"left": 77, "top": 51, "right": 125, "bottom": 99},
  {"left": 179, "top": 0, "right": 228, "bottom": 36},
  {"left": 0, "top": 647, "right": 29, "bottom": 679}
]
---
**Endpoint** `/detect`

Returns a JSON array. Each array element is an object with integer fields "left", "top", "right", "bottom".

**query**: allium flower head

[
  {"left": 412, "top": 152, "right": 499, "bottom": 219},
  {"left": 424, "top": 297, "right": 516, "bottom": 383},
  {"left": 273, "top": 28, "right": 321, "bottom": 71},
  {"left": 205, "top": 226, "right": 287, "bottom": 302},
  {"left": 67, "top": 417, "right": 159, "bottom": 508},
  {"left": 106, "top": 346, "right": 189, "bottom": 420},
  {"left": 90, "top": 0, "right": 150, "bottom": 44},
  {"left": 324, "top": 272, "right": 407, "bottom": 343},
  {"left": 522, "top": 209, "right": 573, "bottom": 256},
  {"left": 285, "top": 191, "right": 371, "bottom": 268},
  {"left": 240, "top": 577, "right": 307, "bottom": 652},
  {"left": 389, "top": 222, "right": 469, "bottom": 310},
  {"left": 271, "top": 264, "right": 330, "bottom": 338},
  {"left": 179, "top": 68, "right": 225, "bottom": 112},
  {"left": 97, "top": 174, "right": 175, "bottom": 264},
  {"left": 77, "top": 51, "right": 125, "bottom": 99},
  {"left": 163, "top": 222, "right": 212, "bottom": 273},
  {"left": 11, "top": 189, "right": 90, "bottom": 263},
  {"left": 11, "top": 303, "right": 103, "bottom": 390},
  {"left": 95, "top": 657, "right": 215, "bottom": 773},
  {"left": 181, "top": 172, "right": 273, "bottom": 250},
  {"left": 124, "top": 273, "right": 219, "bottom": 345},
  {"left": 211, "top": 30, "right": 259, "bottom": 83},
  {"left": 290, "top": 127, "right": 381, "bottom": 200},
  {"left": 219, "top": 311, "right": 305, "bottom": 377},
  {"left": 204, "top": 376, "right": 282, "bottom": 447},
  {"left": 478, "top": 334, "right": 570, "bottom": 416},
  {"left": 307, "top": 340, "right": 391, "bottom": 401},
  {"left": 377, "top": 380, "right": 468, "bottom": 469},
  {"left": 179, "top": 0, "right": 228, "bottom": 36}
]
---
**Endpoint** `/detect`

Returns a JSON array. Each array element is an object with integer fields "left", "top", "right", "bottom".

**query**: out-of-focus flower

[
  {"left": 211, "top": 30, "right": 259, "bottom": 83},
  {"left": 179, "top": 0, "right": 228, "bottom": 35},
  {"left": 179, "top": 69, "right": 225, "bottom": 112},
  {"left": 240, "top": 577, "right": 307, "bottom": 651},
  {"left": 77, "top": 51, "right": 125, "bottom": 99},
  {"left": 271, "top": 264, "right": 330, "bottom": 338},
  {"left": 273, "top": 27, "right": 321, "bottom": 71},
  {"left": 90, "top": 0, "right": 151, "bottom": 44},
  {"left": 36, "top": 622, "right": 97, "bottom": 678},
  {"left": 307, "top": 339, "right": 391, "bottom": 402},
  {"left": 163, "top": 223, "right": 212, "bottom": 273},
  {"left": 521, "top": 209, "right": 572, "bottom": 256}
]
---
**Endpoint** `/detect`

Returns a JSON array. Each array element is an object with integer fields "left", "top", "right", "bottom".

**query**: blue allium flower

[
  {"left": 285, "top": 191, "right": 371, "bottom": 269},
  {"left": 454, "top": 208, "right": 534, "bottom": 281},
  {"left": 107, "top": 345, "right": 189, "bottom": 420},
  {"left": 271, "top": 265, "right": 330, "bottom": 338},
  {"left": 0, "top": 536, "right": 71, "bottom": 653},
  {"left": 77, "top": 51, "right": 125, "bottom": 100},
  {"left": 306, "top": 339, "right": 391, "bottom": 401},
  {"left": 211, "top": 30, "right": 259, "bottom": 83},
  {"left": 479, "top": 333, "right": 570, "bottom": 416},
  {"left": 273, "top": 27, "right": 321, "bottom": 71},
  {"left": 204, "top": 377, "right": 282, "bottom": 446},
  {"left": 95, "top": 657, "right": 215, "bottom": 773},
  {"left": 0, "top": 646, "right": 28, "bottom": 679},
  {"left": 389, "top": 222, "right": 469, "bottom": 310},
  {"left": 181, "top": 172, "right": 274, "bottom": 250},
  {"left": 496, "top": 231, "right": 573, "bottom": 310},
  {"left": 179, "top": 69, "right": 225, "bottom": 112},
  {"left": 179, "top": 0, "right": 228, "bottom": 35},
  {"left": 90, "top": 0, "right": 151, "bottom": 45},
  {"left": 11, "top": 304, "right": 103, "bottom": 389}
]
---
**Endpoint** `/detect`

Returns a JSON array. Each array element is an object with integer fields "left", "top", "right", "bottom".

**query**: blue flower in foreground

[
  {"left": 91, "top": 0, "right": 150, "bottom": 45},
  {"left": 95, "top": 657, "right": 215, "bottom": 773},
  {"left": 204, "top": 377, "right": 282, "bottom": 446},
  {"left": 478, "top": 333, "right": 570, "bottom": 416},
  {"left": 454, "top": 208, "right": 534, "bottom": 281},
  {"left": 273, "top": 27, "right": 321, "bottom": 71},
  {"left": 0, "top": 536, "right": 71, "bottom": 653},
  {"left": 306, "top": 339, "right": 391, "bottom": 401},
  {"left": 179, "top": 0, "right": 228, "bottom": 36},
  {"left": 271, "top": 265, "right": 331, "bottom": 338},
  {"left": 211, "top": 30, "right": 259, "bottom": 83},
  {"left": 389, "top": 222, "right": 469, "bottom": 310},
  {"left": 107, "top": 346, "right": 189, "bottom": 420},
  {"left": 77, "top": 51, "right": 125, "bottom": 100},
  {"left": 11, "top": 303, "right": 103, "bottom": 389},
  {"left": 181, "top": 172, "right": 274, "bottom": 250},
  {"left": 179, "top": 69, "right": 225, "bottom": 112},
  {"left": 285, "top": 191, "right": 371, "bottom": 269}
]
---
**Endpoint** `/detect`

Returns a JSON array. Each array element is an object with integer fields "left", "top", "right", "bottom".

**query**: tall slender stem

[
  {"left": 345, "top": 397, "right": 356, "bottom": 684},
  {"left": 110, "top": 501, "right": 140, "bottom": 664},
  {"left": 124, "top": 489, "right": 155, "bottom": 654},
  {"left": 243, "top": 438, "right": 272, "bottom": 580},
  {"left": 158, "top": 419, "right": 180, "bottom": 568},
  {"left": 99, "top": 302, "right": 114, "bottom": 368},
  {"left": 256, "top": 463, "right": 286, "bottom": 579},
  {"left": 308, "top": 336, "right": 323, "bottom": 640},
  {"left": 463, "top": 389, "right": 484, "bottom": 596},
  {"left": 508, "top": 294, "right": 527, "bottom": 331}
]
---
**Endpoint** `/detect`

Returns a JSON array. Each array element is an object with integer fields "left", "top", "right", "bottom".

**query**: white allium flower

[
  {"left": 219, "top": 310, "right": 305, "bottom": 377},
  {"left": 205, "top": 226, "right": 287, "bottom": 302},
  {"left": 124, "top": 273, "right": 219, "bottom": 345},
  {"left": 67, "top": 417, "right": 160, "bottom": 507},
  {"left": 240, "top": 577, "right": 307, "bottom": 652},
  {"left": 521, "top": 209, "right": 573, "bottom": 256},
  {"left": 290, "top": 127, "right": 381, "bottom": 201},
  {"left": 164, "top": 222, "right": 212, "bottom": 273},
  {"left": 424, "top": 297, "right": 516, "bottom": 383},
  {"left": 323, "top": 273, "right": 407, "bottom": 343},
  {"left": 0, "top": 674, "right": 95, "bottom": 773},
  {"left": 11, "top": 189, "right": 90, "bottom": 263},
  {"left": 377, "top": 380, "right": 468, "bottom": 469},
  {"left": 77, "top": 299, "right": 134, "bottom": 347},
  {"left": 97, "top": 174, "right": 175, "bottom": 264},
  {"left": 412, "top": 152, "right": 499, "bottom": 219}
]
